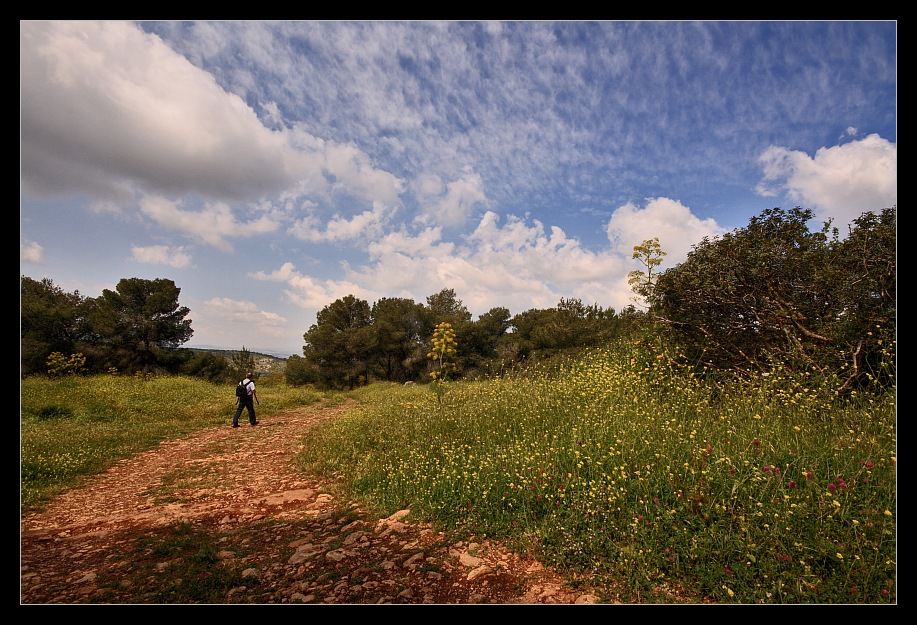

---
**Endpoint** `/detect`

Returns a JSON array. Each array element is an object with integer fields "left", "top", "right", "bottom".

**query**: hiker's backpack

[{"left": 235, "top": 380, "right": 248, "bottom": 401}]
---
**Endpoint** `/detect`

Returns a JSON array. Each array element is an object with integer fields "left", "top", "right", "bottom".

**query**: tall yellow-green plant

[
  {"left": 628, "top": 237, "right": 667, "bottom": 309},
  {"left": 428, "top": 321, "right": 457, "bottom": 404},
  {"left": 428, "top": 321, "right": 457, "bottom": 380}
]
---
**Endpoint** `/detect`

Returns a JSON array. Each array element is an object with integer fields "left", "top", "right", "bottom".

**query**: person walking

[{"left": 232, "top": 372, "right": 259, "bottom": 427}]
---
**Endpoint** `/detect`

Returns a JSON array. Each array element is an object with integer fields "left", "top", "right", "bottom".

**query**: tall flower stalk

[{"left": 428, "top": 321, "right": 458, "bottom": 404}]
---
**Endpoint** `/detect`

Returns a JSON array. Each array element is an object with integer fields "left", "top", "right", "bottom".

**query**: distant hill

[
  {"left": 185, "top": 347, "right": 289, "bottom": 377},
  {"left": 185, "top": 346, "right": 295, "bottom": 359}
]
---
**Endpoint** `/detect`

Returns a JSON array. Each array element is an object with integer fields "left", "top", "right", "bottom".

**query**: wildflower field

[
  {"left": 21, "top": 339, "right": 896, "bottom": 603},
  {"left": 298, "top": 340, "right": 897, "bottom": 603}
]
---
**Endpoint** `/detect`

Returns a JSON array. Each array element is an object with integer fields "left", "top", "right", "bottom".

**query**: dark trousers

[{"left": 233, "top": 398, "right": 256, "bottom": 425}]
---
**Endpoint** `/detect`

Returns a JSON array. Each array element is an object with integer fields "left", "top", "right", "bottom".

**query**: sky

[{"left": 20, "top": 20, "right": 897, "bottom": 357}]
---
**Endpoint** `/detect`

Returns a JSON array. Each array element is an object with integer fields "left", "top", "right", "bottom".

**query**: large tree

[
  {"left": 369, "top": 297, "right": 432, "bottom": 383},
  {"left": 425, "top": 288, "right": 472, "bottom": 327},
  {"left": 302, "top": 295, "right": 373, "bottom": 389},
  {"left": 502, "top": 298, "right": 622, "bottom": 363},
  {"left": 649, "top": 206, "right": 896, "bottom": 393},
  {"left": 84, "top": 277, "right": 193, "bottom": 375}
]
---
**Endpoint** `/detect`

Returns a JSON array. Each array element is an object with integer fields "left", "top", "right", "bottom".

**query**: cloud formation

[
  {"left": 756, "top": 134, "right": 897, "bottom": 228},
  {"left": 20, "top": 21, "right": 896, "bottom": 353}
]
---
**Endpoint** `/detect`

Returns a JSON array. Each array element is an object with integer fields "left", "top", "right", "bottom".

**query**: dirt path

[{"left": 20, "top": 400, "right": 601, "bottom": 604}]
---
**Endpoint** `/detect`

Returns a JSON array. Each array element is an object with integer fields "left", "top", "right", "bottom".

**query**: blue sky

[{"left": 20, "top": 21, "right": 897, "bottom": 357}]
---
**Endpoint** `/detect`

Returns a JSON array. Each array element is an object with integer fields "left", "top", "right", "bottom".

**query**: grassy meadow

[
  {"left": 20, "top": 374, "right": 325, "bottom": 510},
  {"left": 21, "top": 339, "right": 896, "bottom": 604}
]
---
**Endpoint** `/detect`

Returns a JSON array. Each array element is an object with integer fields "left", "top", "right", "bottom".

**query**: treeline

[
  {"left": 285, "top": 289, "right": 645, "bottom": 389},
  {"left": 21, "top": 206, "right": 896, "bottom": 397},
  {"left": 285, "top": 206, "right": 896, "bottom": 395},
  {"left": 20, "top": 276, "right": 254, "bottom": 383}
]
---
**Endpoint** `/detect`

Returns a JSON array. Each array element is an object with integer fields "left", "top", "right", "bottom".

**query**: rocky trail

[{"left": 20, "top": 400, "right": 602, "bottom": 605}]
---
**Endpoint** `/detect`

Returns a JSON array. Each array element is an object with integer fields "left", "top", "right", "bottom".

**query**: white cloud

[
  {"left": 268, "top": 211, "right": 644, "bottom": 320},
  {"left": 605, "top": 198, "right": 726, "bottom": 267},
  {"left": 290, "top": 201, "right": 394, "bottom": 243},
  {"left": 138, "top": 195, "right": 279, "bottom": 251},
  {"left": 253, "top": 262, "right": 375, "bottom": 313},
  {"left": 20, "top": 239, "right": 44, "bottom": 264},
  {"left": 130, "top": 244, "right": 193, "bottom": 268},
  {"left": 192, "top": 297, "right": 290, "bottom": 348},
  {"left": 324, "top": 142, "right": 404, "bottom": 206},
  {"left": 756, "top": 134, "right": 897, "bottom": 228},
  {"left": 20, "top": 21, "right": 304, "bottom": 204},
  {"left": 414, "top": 170, "right": 489, "bottom": 229},
  {"left": 19, "top": 20, "right": 405, "bottom": 221}
]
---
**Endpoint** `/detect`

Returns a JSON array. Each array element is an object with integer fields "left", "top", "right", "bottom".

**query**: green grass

[
  {"left": 20, "top": 374, "right": 324, "bottom": 512},
  {"left": 296, "top": 340, "right": 897, "bottom": 604},
  {"left": 21, "top": 341, "right": 896, "bottom": 603}
]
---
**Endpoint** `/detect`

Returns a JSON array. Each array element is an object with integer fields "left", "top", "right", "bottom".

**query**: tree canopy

[
  {"left": 649, "top": 206, "right": 896, "bottom": 394},
  {"left": 21, "top": 276, "right": 195, "bottom": 377}
]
